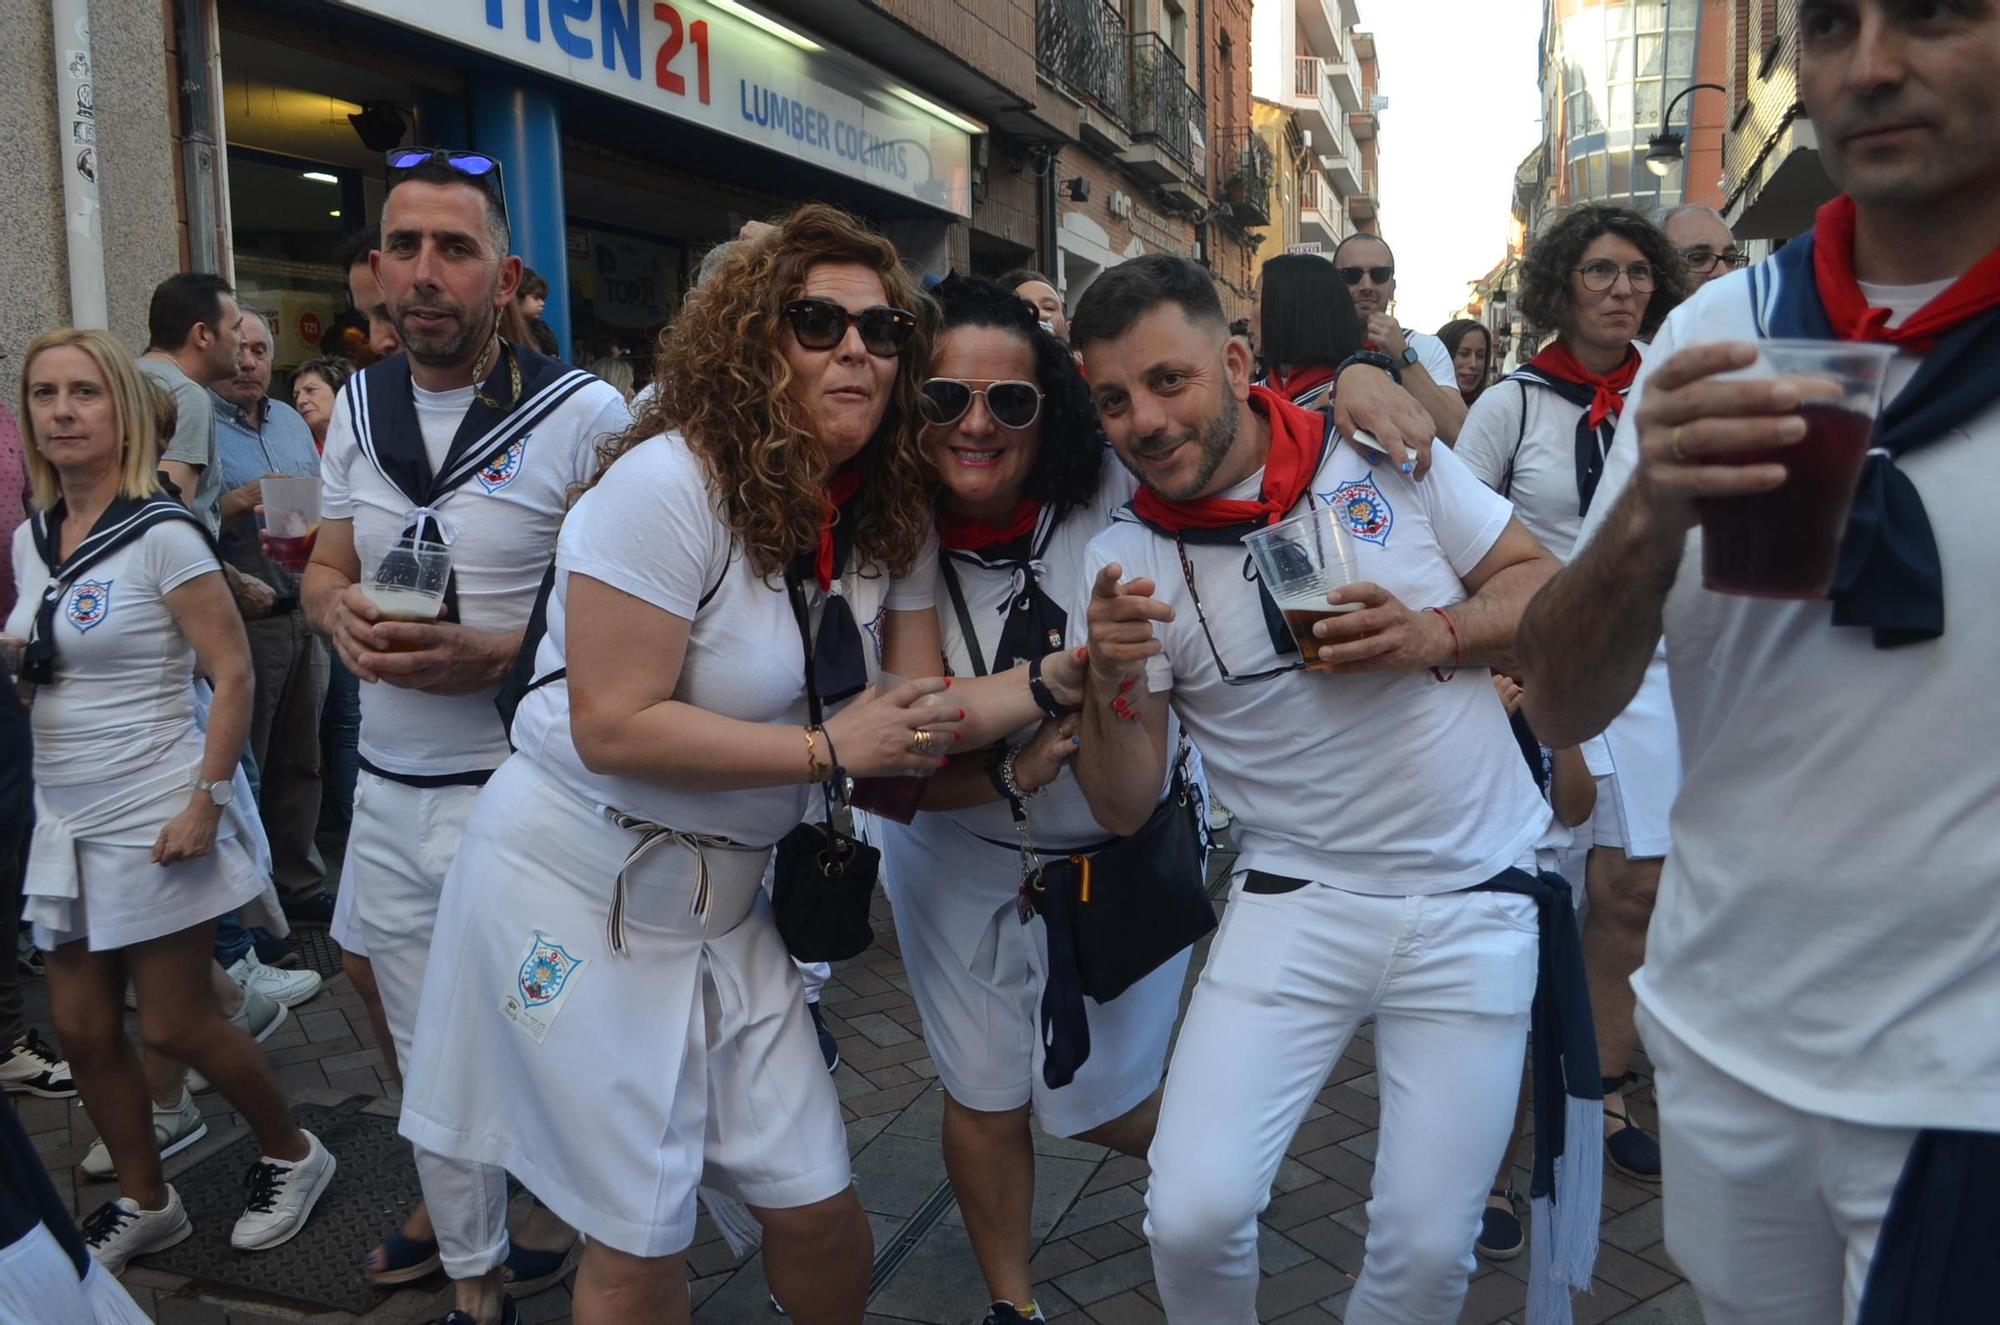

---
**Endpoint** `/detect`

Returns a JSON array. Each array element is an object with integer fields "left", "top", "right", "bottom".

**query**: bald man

[{"left": 1661, "top": 205, "right": 1747, "bottom": 292}]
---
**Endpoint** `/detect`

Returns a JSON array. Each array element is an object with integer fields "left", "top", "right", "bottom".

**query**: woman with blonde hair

[
  {"left": 4, "top": 330, "right": 334, "bottom": 1273},
  {"left": 399, "top": 205, "right": 1081, "bottom": 1324}
]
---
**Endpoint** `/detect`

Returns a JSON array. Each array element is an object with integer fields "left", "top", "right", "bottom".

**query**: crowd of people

[{"left": 3, "top": 4, "right": 1995, "bottom": 1323}]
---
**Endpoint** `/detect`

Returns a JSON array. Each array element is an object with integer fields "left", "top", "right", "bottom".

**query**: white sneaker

[
  {"left": 82, "top": 1187, "right": 194, "bottom": 1274},
  {"left": 226, "top": 950, "right": 323, "bottom": 1008},
  {"left": 231, "top": 1129, "right": 336, "bottom": 1251},
  {"left": 189, "top": 985, "right": 289, "bottom": 1094},
  {"left": 80, "top": 1088, "right": 208, "bottom": 1180},
  {"left": 0, "top": 1029, "right": 75, "bottom": 1098}
]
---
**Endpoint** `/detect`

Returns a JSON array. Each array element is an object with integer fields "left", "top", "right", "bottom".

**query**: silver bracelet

[{"left": 1001, "top": 744, "right": 1044, "bottom": 803}]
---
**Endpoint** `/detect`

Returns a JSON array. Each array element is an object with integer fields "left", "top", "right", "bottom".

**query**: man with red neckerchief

[
  {"left": 1517, "top": 3, "right": 2000, "bottom": 1321},
  {"left": 1067, "top": 255, "right": 1610, "bottom": 1325}
]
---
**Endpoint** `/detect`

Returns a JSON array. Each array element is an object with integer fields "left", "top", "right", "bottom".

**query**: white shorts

[
  {"left": 1581, "top": 646, "right": 1680, "bottom": 860},
  {"left": 0, "top": 1223, "right": 151, "bottom": 1325},
  {"left": 399, "top": 755, "right": 851, "bottom": 1258},
  {"left": 879, "top": 816, "right": 1185, "bottom": 1137},
  {"left": 329, "top": 864, "right": 364, "bottom": 956}
]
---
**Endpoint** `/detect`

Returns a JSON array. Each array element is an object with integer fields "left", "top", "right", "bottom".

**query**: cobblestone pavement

[{"left": 14, "top": 847, "right": 1695, "bottom": 1325}]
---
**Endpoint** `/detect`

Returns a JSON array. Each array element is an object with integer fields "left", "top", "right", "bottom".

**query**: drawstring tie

[{"left": 600, "top": 811, "right": 745, "bottom": 956}]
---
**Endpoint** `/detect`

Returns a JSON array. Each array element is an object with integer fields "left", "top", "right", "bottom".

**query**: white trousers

[
  {"left": 1145, "top": 880, "right": 1538, "bottom": 1324},
  {"left": 347, "top": 772, "right": 509, "bottom": 1278},
  {"left": 1643, "top": 1008, "right": 1919, "bottom": 1325},
  {"left": 0, "top": 1224, "right": 150, "bottom": 1325}
]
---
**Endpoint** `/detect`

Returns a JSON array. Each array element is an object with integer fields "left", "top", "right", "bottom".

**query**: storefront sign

[{"left": 333, "top": 0, "right": 975, "bottom": 216}]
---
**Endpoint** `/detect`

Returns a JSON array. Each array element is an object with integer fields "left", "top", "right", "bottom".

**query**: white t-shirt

[
  {"left": 510, "top": 431, "right": 937, "bottom": 846},
  {"left": 320, "top": 374, "right": 631, "bottom": 776},
  {"left": 1406, "top": 330, "right": 1458, "bottom": 390},
  {"left": 7, "top": 519, "right": 218, "bottom": 785},
  {"left": 1081, "top": 434, "right": 1557, "bottom": 891},
  {"left": 1576, "top": 268, "right": 2000, "bottom": 1129},
  {"left": 1457, "top": 372, "right": 1629, "bottom": 562}
]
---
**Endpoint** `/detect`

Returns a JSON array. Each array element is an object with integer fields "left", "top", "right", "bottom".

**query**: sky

[{"left": 1358, "top": 0, "right": 1547, "bottom": 331}]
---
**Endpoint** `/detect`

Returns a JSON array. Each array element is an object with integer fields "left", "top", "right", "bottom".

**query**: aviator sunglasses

[
  {"left": 383, "top": 148, "right": 510, "bottom": 221},
  {"left": 782, "top": 298, "right": 918, "bottom": 358},
  {"left": 918, "top": 378, "right": 1044, "bottom": 430}
]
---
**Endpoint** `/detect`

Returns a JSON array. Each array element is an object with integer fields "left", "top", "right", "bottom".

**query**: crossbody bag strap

[
  {"left": 939, "top": 556, "right": 989, "bottom": 678},
  {"left": 1501, "top": 381, "right": 1528, "bottom": 500},
  {"left": 783, "top": 562, "right": 845, "bottom": 822}
]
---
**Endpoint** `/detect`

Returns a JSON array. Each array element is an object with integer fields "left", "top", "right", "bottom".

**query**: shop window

[{"left": 564, "top": 224, "right": 686, "bottom": 371}]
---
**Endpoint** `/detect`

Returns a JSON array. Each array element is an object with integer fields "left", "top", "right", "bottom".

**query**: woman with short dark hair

[
  {"left": 1254, "top": 253, "right": 1367, "bottom": 410},
  {"left": 1436, "top": 318, "right": 1493, "bottom": 407}
]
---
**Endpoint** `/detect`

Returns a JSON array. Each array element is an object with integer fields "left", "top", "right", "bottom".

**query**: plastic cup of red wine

[
  {"left": 846, "top": 672, "right": 939, "bottom": 825},
  {"left": 1696, "top": 339, "right": 1896, "bottom": 599}
]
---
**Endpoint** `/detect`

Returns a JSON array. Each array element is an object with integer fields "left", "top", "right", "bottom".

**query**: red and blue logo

[
  {"left": 1324, "top": 476, "right": 1393, "bottom": 547},
  {"left": 517, "top": 933, "right": 580, "bottom": 1008},
  {"left": 64, "top": 579, "right": 112, "bottom": 632},
  {"left": 476, "top": 438, "right": 527, "bottom": 493}
]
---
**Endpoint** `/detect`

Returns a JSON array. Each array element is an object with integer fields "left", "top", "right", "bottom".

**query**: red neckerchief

[
  {"left": 1266, "top": 363, "right": 1339, "bottom": 405},
  {"left": 1528, "top": 341, "right": 1640, "bottom": 431},
  {"left": 1812, "top": 194, "right": 2000, "bottom": 353},
  {"left": 937, "top": 497, "right": 1040, "bottom": 553},
  {"left": 1132, "top": 386, "right": 1324, "bottom": 534},
  {"left": 816, "top": 466, "right": 863, "bottom": 590}
]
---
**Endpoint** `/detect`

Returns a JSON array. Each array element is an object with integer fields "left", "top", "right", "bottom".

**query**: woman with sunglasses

[
  {"left": 1455, "top": 204, "right": 1688, "bottom": 1205},
  {"left": 396, "top": 208, "right": 1081, "bottom": 1325},
  {"left": 868, "top": 276, "right": 1195, "bottom": 1325},
  {"left": 1251, "top": 253, "right": 1367, "bottom": 411}
]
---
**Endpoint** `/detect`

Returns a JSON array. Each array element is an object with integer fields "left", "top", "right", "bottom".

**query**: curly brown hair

[
  {"left": 596, "top": 204, "right": 935, "bottom": 580},
  {"left": 1519, "top": 204, "right": 1688, "bottom": 341}
]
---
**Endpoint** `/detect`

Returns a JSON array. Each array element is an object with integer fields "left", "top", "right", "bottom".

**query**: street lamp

[{"left": 1644, "top": 81, "right": 1726, "bottom": 177}]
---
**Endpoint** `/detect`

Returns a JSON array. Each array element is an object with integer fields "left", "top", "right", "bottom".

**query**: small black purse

[{"left": 769, "top": 565, "right": 882, "bottom": 964}]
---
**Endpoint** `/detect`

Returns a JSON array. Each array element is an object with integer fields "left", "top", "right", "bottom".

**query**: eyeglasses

[
  {"left": 383, "top": 147, "right": 509, "bottom": 220},
  {"left": 1681, "top": 247, "right": 1750, "bottom": 274},
  {"left": 782, "top": 299, "right": 918, "bottom": 358},
  {"left": 918, "top": 378, "right": 1043, "bottom": 429},
  {"left": 1574, "top": 260, "right": 1657, "bottom": 293},
  {"left": 1337, "top": 266, "right": 1395, "bottom": 286},
  {"left": 1174, "top": 537, "right": 1312, "bottom": 687}
]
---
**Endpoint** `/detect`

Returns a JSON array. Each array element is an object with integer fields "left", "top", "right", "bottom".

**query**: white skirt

[
  {"left": 0, "top": 1224, "right": 151, "bottom": 1325},
  {"left": 398, "top": 755, "right": 852, "bottom": 1258},
  {"left": 878, "top": 813, "right": 1187, "bottom": 1138},
  {"left": 1581, "top": 644, "right": 1682, "bottom": 860}
]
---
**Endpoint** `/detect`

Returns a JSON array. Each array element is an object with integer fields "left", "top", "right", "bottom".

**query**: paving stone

[
  {"left": 1053, "top": 1246, "right": 1155, "bottom": 1307},
  {"left": 1262, "top": 1177, "right": 1366, "bottom": 1229},
  {"left": 844, "top": 1079, "right": 932, "bottom": 1119},
  {"left": 1588, "top": 1242, "right": 1681, "bottom": 1301},
  {"left": 1256, "top": 1259, "right": 1352, "bottom": 1319},
  {"left": 863, "top": 1220, "right": 991, "bottom": 1323},
  {"left": 1047, "top": 1182, "right": 1147, "bottom": 1241},
  {"left": 1071, "top": 1220, "right": 1144, "bottom": 1260},
  {"left": 1082, "top": 1288, "right": 1165, "bottom": 1323},
  {"left": 853, "top": 1130, "right": 951, "bottom": 1219},
  {"left": 1337, "top": 1129, "right": 1379, "bottom": 1161},
  {"left": 1257, "top": 1223, "right": 1313, "bottom": 1274},
  {"left": 1603, "top": 1283, "right": 1704, "bottom": 1324},
  {"left": 1029, "top": 1238, "right": 1095, "bottom": 1282},
  {"left": 299, "top": 1009, "right": 350, "bottom": 1043},
  {"left": 1454, "top": 1265, "right": 1526, "bottom": 1323},
  {"left": 1600, "top": 1198, "right": 1665, "bottom": 1253},
  {"left": 1081, "top": 1154, "right": 1149, "bottom": 1197},
  {"left": 1284, "top": 1215, "right": 1368, "bottom": 1278}
]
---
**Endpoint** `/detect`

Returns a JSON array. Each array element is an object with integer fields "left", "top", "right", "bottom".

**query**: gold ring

[
  {"left": 910, "top": 729, "right": 934, "bottom": 755},
  {"left": 1670, "top": 425, "right": 1688, "bottom": 463}
]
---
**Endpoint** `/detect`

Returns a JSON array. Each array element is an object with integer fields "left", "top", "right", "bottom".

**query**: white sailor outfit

[
  {"left": 876, "top": 457, "right": 1188, "bottom": 1136},
  {"left": 7, "top": 497, "right": 276, "bottom": 950},
  {"left": 399, "top": 431, "right": 934, "bottom": 1256},
  {"left": 1457, "top": 355, "right": 1681, "bottom": 860}
]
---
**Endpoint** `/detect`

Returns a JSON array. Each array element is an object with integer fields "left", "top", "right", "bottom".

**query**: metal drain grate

[
  {"left": 286, "top": 923, "right": 347, "bottom": 979},
  {"left": 135, "top": 1100, "right": 428, "bottom": 1314}
]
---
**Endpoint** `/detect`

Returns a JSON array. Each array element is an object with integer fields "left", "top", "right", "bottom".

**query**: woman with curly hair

[
  {"left": 870, "top": 276, "right": 1197, "bottom": 1325},
  {"left": 396, "top": 207, "right": 1081, "bottom": 1325},
  {"left": 1455, "top": 204, "right": 1686, "bottom": 1243}
]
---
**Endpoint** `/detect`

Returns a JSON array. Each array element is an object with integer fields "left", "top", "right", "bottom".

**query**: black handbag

[{"left": 769, "top": 563, "right": 882, "bottom": 964}]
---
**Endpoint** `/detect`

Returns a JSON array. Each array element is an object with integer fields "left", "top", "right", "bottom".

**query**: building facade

[
  {"left": 1717, "top": 0, "right": 1832, "bottom": 242},
  {"left": 1247, "top": 0, "right": 1377, "bottom": 274},
  {"left": 6, "top": 0, "right": 1274, "bottom": 371}
]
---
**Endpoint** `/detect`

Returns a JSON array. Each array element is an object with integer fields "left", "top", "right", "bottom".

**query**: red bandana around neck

[
  {"left": 1529, "top": 341, "right": 1641, "bottom": 430},
  {"left": 1267, "top": 363, "right": 1339, "bottom": 405},
  {"left": 1811, "top": 194, "right": 2000, "bottom": 353},
  {"left": 816, "top": 466, "right": 864, "bottom": 590},
  {"left": 1132, "top": 386, "right": 1326, "bottom": 534},
  {"left": 937, "top": 497, "right": 1041, "bottom": 553}
]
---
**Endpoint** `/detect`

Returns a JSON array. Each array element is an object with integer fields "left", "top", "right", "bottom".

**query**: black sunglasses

[
  {"left": 1338, "top": 266, "right": 1395, "bottom": 286},
  {"left": 783, "top": 298, "right": 917, "bottom": 358},
  {"left": 383, "top": 147, "right": 509, "bottom": 220},
  {"left": 919, "top": 378, "right": 1043, "bottom": 430},
  {"left": 1175, "top": 537, "right": 1312, "bottom": 687}
]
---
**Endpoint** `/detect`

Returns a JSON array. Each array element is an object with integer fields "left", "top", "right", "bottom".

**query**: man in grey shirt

[{"left": 138, "top": 272, "right": 243, "bottom": 534}]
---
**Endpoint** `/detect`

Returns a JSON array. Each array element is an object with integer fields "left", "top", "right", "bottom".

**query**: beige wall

[{"left": 1, "top": 0, "right": 183, "bottom": 364}]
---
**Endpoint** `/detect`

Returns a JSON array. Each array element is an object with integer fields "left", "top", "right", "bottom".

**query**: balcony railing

[
  {"left": 1037, "top": 0, "right": 1129, "bottom": 124},
  {"left": 1294, "top": 54, "right": 1324, "bottom": 98},
  {"left": 1213, "top": 127, "right": 1274, "bottom": 228},
  {"left": 1300, "top": 165, "right": 1331, "bottom": 216},
  {"left": 1126, "top": 32, "right": 1203, "bottom": 178}
]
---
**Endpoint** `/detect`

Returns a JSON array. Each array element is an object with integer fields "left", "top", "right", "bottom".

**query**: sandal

[
  {"left": 500, "top": 1237, "right": 580, "bottom": 1298},
  {"left": 1603, "top": 1072, "right": 1663, "bottom": 1183},
  {"left": 1476, "top": 1187, "right": 1525, "bottom": 1262},
  {"left": 364, "top": 1228, "right": 441, "bottom": 1286}
]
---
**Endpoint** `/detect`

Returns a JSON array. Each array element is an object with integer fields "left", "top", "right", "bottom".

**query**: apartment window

[{"left": 1164, "top": 0, "right": 1189, "bottom": 64}]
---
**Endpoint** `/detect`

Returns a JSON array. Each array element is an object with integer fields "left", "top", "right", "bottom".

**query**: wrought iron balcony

[
  {"left": 1037, "top": 0, "right": 1129, "bottom": 125},
  {"left": 1213, "top": 127, "right": 1274, "bottom": 229},
  {"left": 1125, "top": 32, "right": 1203, "bottom": 179}
]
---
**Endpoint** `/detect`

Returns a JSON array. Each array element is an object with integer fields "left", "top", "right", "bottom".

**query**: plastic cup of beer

[
  {"left": 1697, "top": 339, "right": 1896, "bottom": 599},
  {"left": 847, "top": 672, "right": 938, "bottom": 825},
  {"left": 359, "top": 537, "right": 450, "bottom": 651},
  {"left": 260, "top": 476, "right": 322, "bottom": 572},
  {"left": 1242, "top": 506, "right": 1363, "bottom": 670}
]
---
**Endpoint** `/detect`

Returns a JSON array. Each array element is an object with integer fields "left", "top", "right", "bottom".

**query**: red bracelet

[{"left": 1423, "top": 606, "right": 1460, "bottom": 683}]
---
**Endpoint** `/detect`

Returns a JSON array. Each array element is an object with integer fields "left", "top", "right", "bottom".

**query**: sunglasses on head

[
  {"left": 1338, "top": 266, "right": 1394, "bottom": 286},
  {"left": 782, "top": 298, "right": 917, "bottom": 358},
  {"left": 383, "top": 147, "right": 509, "bottom": 220},
  {"left": 918, "top": 378, "right": 1044, "bottom": 430}
]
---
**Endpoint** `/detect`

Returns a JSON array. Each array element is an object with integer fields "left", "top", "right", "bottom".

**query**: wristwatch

[
  {"left": 194, "top": 777, "right": 234, "bottom": 809},
  {"left": 1400, "top": 345, "right": 1422, "bottom": 368}
]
